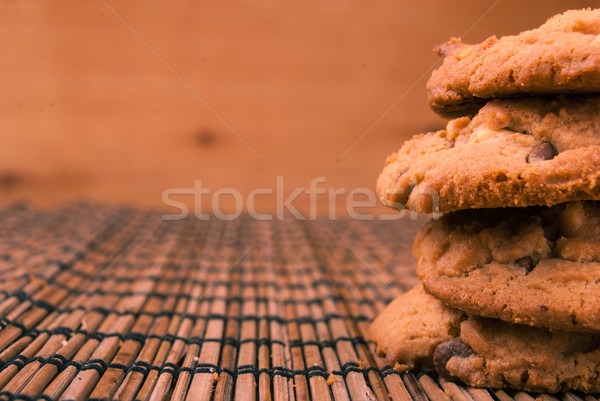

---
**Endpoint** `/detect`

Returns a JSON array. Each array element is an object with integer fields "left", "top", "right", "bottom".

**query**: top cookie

[
  {"left": 427, "top": 8, "right": 600, "bottom": 117},
  {"left": 377, "top": 96, "right": 600, "bottom": 213}
]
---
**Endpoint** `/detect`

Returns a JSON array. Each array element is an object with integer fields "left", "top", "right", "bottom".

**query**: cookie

[
  {"left": 438, "top": 315, "right": 600, "bottom": 393},
  {"left": 370, "top": 285, "right": 600, "bottom": 392},
  {"left": 377, "top": 96, "right": 600, "bottom": 213},
  {"left": 369, "top": 284, "right": 463, "bottom": 369},
  {"left": 414, "top": 201, "right": 600, "bottom": 332},
  {"left": 427, "top": 8, "right": 600, "bottom": 117}
]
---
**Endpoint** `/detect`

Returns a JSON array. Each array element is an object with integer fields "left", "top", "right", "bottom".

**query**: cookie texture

[
  {"left": 427, "top": 8, "right": 600, "bottom": 117},
  {"left": 370, "top": 285, "right": 600, "bottom": 392},
  {"left": 442, "top": 316, "right": 600, "bottom": 393},
  {"left": 414, "top": 201, "right": 600, "bottom": 332},
  {"left": 377, "top": 96, "right": 600, "bottom": 213},
  {"left": 369, "top": 284, "right": 463, "bottom": 369}
]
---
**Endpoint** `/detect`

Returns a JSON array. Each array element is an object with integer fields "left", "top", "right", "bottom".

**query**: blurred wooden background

[{"left": 0, "top": 0, "right": 595, "bottom": 216}]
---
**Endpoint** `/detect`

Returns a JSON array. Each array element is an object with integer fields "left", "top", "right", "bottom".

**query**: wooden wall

[{"left": 0, "top": 0, "right": 594, "bottom": 216}]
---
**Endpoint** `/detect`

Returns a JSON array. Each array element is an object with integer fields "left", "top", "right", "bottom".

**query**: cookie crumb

[
  {"left": 212, "top": 372, "right": 219, "bottom": 382},
  {"left": 327, "top": 373, "right": 335, "bottom": 386},
  {"left": 358, "top": 359, "right": 366, "bottom": 369},
  {"left": 393, "top": 362, "right": 408, "bottom": 372}
]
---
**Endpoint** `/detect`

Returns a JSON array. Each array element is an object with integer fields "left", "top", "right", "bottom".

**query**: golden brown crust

[
  {"left": 446, "top": 317, "right": 600, "bottom": 393},
  {"left": 370, "top": 286, "right": 600, "bottom": 392},
  {"left": 427, "top": 9, "right": 600, "bottom": 117},
  {"left": 414, "top": 202, "right": 600, "bottom": 332},
  {"left": 377, "top": 96, "right": 600, "bottom": 214},
  {"left": 369, "top": 284, "right": 463, "bottom": 369}
]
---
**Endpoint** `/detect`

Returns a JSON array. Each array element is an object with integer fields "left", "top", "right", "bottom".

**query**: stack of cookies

[{"left": 370, "top": 9, "right": 600, "bottom": 393}]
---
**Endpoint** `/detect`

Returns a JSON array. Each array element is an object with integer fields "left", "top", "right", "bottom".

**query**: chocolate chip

[
  {"left": 515, "top": 256, "right": 535, "bottom": 273},
  {"left": 527, "top": 142, "right": 557, "bottom": 163},
  {"left": 495, "top": 173, "right": 508, "bottom": 182},
  {"left": 433, "top": 340, "right": 474, "bottom": 381},
  {"left": 540, "top": 305, "right": 548, "bottom": 312}
]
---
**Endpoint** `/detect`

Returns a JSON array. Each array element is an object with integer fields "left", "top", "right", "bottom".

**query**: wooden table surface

[{"left": 0, "top": 0, "right": 595, "bottom": 216}]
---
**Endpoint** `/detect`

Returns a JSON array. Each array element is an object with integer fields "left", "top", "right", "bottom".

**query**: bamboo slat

[{"left": 0, "top": 203, "right": 596, "bottom": 401}]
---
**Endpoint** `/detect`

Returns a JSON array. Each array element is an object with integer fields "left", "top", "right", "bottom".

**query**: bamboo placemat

[{"left": 0, "top": 202, "right": 597, "bottom": 401}]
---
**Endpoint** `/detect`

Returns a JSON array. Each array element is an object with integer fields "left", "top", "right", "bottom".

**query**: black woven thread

[
  {"left": 0, "top": 391, "right": 34, "bottom": 401},
  {"left": 0, "top": 352, "right": 405, "bottom": 384},
  {"left": 0, "top": 205, "right": 424, "bottom": 401},
  {"left": 0, "top": 278, "right": 389, "bottom": 307},
  {"left": 0, "top": 312, "right": 371, "bottom": 344}
]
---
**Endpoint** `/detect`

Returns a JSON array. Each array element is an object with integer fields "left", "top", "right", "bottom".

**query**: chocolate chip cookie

[
  {"left": 369, "top": 284, "right": 463, "bottom": 369},
  {"left": 377, "top": 96, "right": 600, "bottom": 213},
  {"left": 414, "top": 201, "right": 600, "bottom": 332},
  {"left": 438, "top": 315, "right": 600, "bottom": 393},
  {"left": 370, "top": 284, "right": 600, "bottom": 392},
  {"left": 427, "top": 8, "right": 600, "bottom": 117}
]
